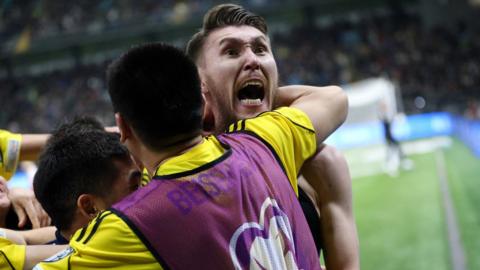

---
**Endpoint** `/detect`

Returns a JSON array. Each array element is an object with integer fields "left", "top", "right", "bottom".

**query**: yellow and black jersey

[
  {"left": 224, "top": 106, "right": 316, "bottom": 194},
  {"left": 34, "top": 211, "right": 162, "bottom": 270},
  {"left": 34, "top": 107, "right": 317, "bottom": 269},
  {"left": 0, "top": 130, "right": 22, "bottom": 180},
  {"left": 0, "top": 232, "right": 25, "bottom": 270},
  {"left": 140, "top": 168, "right": 150, "bottom": 187}
]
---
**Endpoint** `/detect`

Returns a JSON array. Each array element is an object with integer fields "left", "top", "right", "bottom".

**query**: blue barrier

[
  {"left": 453, "top": 116, "right": 480, "bottom": 157},
  {"left": 325, "top": 112, "right": 480, "bottom": 157},
  {"left": 393, "top": 112, "right": 453, "bottom": 141}
]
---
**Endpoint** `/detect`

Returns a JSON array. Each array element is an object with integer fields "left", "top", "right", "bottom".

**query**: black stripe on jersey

[
  {"left": 141, "top": 180, "right": 149, "bottom": 187},
  {"left": 109, "top": 208, "right": 171, "bottom": 270},
  {"left": 68, "top": 254, "right": 73, "bottom": 270},
  {"left": 79, "top": 211, "right": 114, "bottom": 244},
  {"left": 153, "top": 139, "right": 233, "bottom": 180},
  {"left": 74, "top": 226, "right": 88, "bottom": 243},
  {"left": 75, "top": 211, "right": 107, "bottom": 242},
  {"left": 226, "top": 121, "right": 239, "bottom": 133},
  {"left": 0, "top": 251, "right": 15, "bottom": 270},
  {"left": 257, "top": 110, "right": 315, "bottom": 134},
  {"left": 240, "top": 119, "right": 246, "bottom": 131}
]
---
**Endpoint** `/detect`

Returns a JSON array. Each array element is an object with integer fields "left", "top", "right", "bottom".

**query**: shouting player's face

[{"left": 198, "top": 25, "right": 278, "bottom": 132}]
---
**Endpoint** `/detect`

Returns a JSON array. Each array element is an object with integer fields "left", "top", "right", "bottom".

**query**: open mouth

[{"left": 237, "top": 81, "right": 265, "bottom": 106}]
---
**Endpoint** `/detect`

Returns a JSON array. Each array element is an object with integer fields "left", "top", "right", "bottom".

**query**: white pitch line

[
  {"left": 346, "top": 136, "right": 452, "bottom": 179},
  {"left": 435, "top": 150, "right": 466, "bottom": 270}
]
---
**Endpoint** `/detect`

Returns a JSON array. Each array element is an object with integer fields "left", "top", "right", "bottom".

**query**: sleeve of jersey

[
  {"left": 0, "top": 130, "right": 22, "bottom": 180},
  {"left": 232, "top": 107, "right": 317, "bottom": 194},
  {"left": 0, "top": 236, "right": 25, "bottom": 270},
  {"left": 34, "top": 211, "right": 163, "bottom": 270},
  {"left": 141, "top": 168, "right": 151, "bottom": 187}
]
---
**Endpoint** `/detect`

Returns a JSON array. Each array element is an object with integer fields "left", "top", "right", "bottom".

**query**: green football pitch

[{"left": 345, "top": 138, "right": 480, "bottom": 270}]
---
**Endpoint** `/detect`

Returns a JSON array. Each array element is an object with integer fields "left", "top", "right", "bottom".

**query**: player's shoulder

[
  {"left": 0, "top": 234, "right": 26, "bottom": 270},
  {"left": 35, "top": 210, "right": 154, "bottom": 269},
  {"left": 256, "top": 107, "right": 314, "bottom": 131},
  {"left": 226, "top": 107, "right": 314, "bottom": 134},
  {"left": 71, "top": 210, "right": 133, "bottom": 246}
]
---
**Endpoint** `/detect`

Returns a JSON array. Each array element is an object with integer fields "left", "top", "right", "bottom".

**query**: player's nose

[{"left": 242, "top": 48, "right": 260, "bottom": 71}]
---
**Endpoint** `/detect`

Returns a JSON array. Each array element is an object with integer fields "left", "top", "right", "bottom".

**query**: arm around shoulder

[{"left": 275, "top": 85, "right": 348, "bottom": 143}]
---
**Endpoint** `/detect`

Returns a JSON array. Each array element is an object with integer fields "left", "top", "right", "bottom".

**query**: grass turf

[
  {"left": 443, "top": 139, "right": 480, "bottom": 270},
  {"left": 352, "top": 149, "right": 451, "bottom": 269}
]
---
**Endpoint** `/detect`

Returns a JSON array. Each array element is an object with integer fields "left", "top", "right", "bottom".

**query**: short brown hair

[{"left": 186, "top": 4, "right": 268, "bottom": 62}]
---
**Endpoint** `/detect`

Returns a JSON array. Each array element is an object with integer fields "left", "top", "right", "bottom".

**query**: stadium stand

[{"left": 1, "top": 0, "right": 479, "bottom": 134}]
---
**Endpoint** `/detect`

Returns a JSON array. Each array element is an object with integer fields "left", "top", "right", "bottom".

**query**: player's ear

[
  {"left": 201, "top": 92, "right": 215, "bottom": 134},
  {"left": 200, "top": 80, "right": 208, "bottom": 94},
  {"left": 77, "top": 194, "right": 100, "bottom": 219},
  {"left": 115, "top": 113, "right": 131, "bottom": 144}
]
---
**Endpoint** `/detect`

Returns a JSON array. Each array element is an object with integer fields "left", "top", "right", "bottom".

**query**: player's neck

[
  {"left": 62, "top": 217, "right": 88, "bottom": 242},
  {"left": 144, "top": 135, "right": 203, "bottom": 176}
]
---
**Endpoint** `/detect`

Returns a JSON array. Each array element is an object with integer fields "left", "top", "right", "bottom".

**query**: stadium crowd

[
  {"left": 274, "top": 12, "right": 480, "bottom": 115},
  {"left": 1, "top": 6, "right": 479, "bottom": 133},
  {"left": 0, "top": 0, "right": 273, "bottom": 46}
]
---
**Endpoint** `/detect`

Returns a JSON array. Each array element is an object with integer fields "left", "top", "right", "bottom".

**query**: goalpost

[
  {"left": 327, "top": 77, "right": 407, "bottom": 177},
  {"left": 343, "top": 77, "right": 401, "bottom": 125}
]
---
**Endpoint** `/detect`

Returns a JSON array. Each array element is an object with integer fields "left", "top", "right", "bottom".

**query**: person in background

[{"left": 378, "top": 100, "right": 412, "bottom": 176}]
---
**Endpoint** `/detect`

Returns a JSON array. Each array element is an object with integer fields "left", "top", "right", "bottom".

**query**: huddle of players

[{"left": 0, "top": 4, "right": 359, "bottom": 270}]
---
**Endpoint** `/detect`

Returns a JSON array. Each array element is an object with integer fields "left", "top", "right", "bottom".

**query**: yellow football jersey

[
  {"left": 34, "top": 107, "right": 316, "bottom": 269},
  {"left": 140, "top": 168, "right": 150, "bottom": 187},
  {"left": 0, "top": 130, "right": 22, "bottom": 180},
  {"left": 34, "top": 211, "right": 162, "bottom": 270},
  {"left": 0, "top": 231, "right": 26, "bottom": 270},
  {"left": 225, "top": 107, "right": 316, "bottom": 194}
]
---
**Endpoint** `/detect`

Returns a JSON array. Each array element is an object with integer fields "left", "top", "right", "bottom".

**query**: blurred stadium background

[{"left": 1, "top": 0, "right": 479, "bottom": 269}]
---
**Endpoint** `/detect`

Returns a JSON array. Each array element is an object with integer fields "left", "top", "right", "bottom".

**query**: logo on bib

[{"left": 229, "top": 197, "right": 299, "bottom": 270}]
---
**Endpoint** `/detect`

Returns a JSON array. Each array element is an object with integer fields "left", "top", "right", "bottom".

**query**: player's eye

[
  {"left": 254, "top": 45, "right": 267, "bottom": 54},
  {"left": 225, "top": 48, "right": 239, "bottom": 56}
]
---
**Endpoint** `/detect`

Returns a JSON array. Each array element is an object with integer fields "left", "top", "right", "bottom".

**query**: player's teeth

[
  {"left": 243, "top": 81, "right": 262, "bottom": 88},
  {"left": 240, "top": 99, "right": 262, "bottom": 105}
]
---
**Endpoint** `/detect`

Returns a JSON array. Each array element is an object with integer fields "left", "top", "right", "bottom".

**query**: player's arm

[
  {"left": 275, "top": 85, "right": 348, "bottom": 143},
  {"left": 19, "top": 134, "right": 49, "bottom": 161},
  {"left": 239, "top": 85, "right": 347, "bottom": 192},
  {"left": 0, "top": 226, "right": 55, "bottom": 246},
  {"left": 13, "top": 125, "right": 119, "bottom": 163},
  {"left": 20, "top": 126, "right": 118, "bottom": 162},
  {"left": 276, "top": 85, "right": 359, "bottom": 269},
  {"left": 0, "top": 227, "right": 54, "bottom": 245},
  {"left": 0, "top": 235, "right": 65, "bottom": 270},
  {"left": 302, "top": 145, "right": 359, "bottom": 270},
  {"left": 24, "top": 245, "right": 68, "bottom": 270}
]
